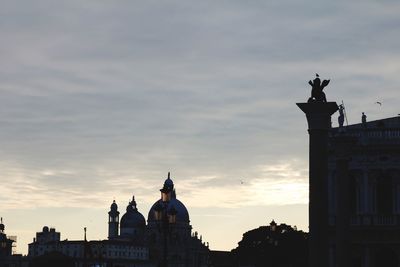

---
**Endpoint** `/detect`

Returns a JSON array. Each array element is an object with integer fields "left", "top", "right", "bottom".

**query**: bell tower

[{"left": 108, "top": 200, "right": 120, "bottom": 239}]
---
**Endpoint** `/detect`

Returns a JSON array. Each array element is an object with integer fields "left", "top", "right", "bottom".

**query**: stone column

[
  {"left": 297, "top": 102, "right": 338, "bottom": 267},
  {"left": 362, "top": 169, "right": 370, "bottom": 214},
  {"left": 364, "top": 246, "right": 371, "bottom": 267},
  {"left": 333, "top": 135, "right": 356, "bottom": 267}
]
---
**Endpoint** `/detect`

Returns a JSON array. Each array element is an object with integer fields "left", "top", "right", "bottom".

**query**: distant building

[
  {"left": 328, "top": 116, "right": 400, "bottom": 267},
  {"left": 28, "top": 226, "right": 151, "bottom": 267},
  {"left": 28, "top": 174, "right": 209, "bottom": 267},
  {"left": 145, "top": 174, "right": 209, "bottom": 267},
  {"left": 0, "top": 218, "right": 13, "bottom": 258},
  {"left": 0, "top": 217, "right": 28, "bottom": 267}
]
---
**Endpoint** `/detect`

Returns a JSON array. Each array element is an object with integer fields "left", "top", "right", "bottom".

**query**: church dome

[
  {"left": 120, "top": 196, "right": 145, "bottom": 228},
  {"left": 148, "top": 198, "right": 190, "bottom": 223},
  {"left": 147, "top": 173, "right": 190, "bottom": 223}
]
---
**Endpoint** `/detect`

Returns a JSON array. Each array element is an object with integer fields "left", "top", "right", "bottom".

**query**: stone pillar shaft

[
  {"left": 309, "top": 128, "right": 330, "bottom": 267},
  {"left": 336, "top": 157, "right": 350, "bottom": 267},
  {"left": 334, "top": 135, "right": 356, "bottom": 267},
  {"left": 297, "top": 102, "right": 338, "bottom": 267}
]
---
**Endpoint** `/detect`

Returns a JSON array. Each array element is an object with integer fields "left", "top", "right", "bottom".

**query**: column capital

[{"left": 297, "top": 102, "right": 339, "bottom": 130}]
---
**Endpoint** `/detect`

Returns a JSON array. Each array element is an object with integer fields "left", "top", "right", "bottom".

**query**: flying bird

[
  {"left": 375, "top": 101, "right": 382, "bottom": 106},
  {"left": 316, "top": 73, "right": 319, "bottom": 77},
  {"left": 240, "top": 180, "right": 244, "bottom": 185}
]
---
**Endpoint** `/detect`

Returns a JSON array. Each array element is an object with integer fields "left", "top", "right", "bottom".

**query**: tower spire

[
  {"left": 0, "top": 217, "right": 4, "bottom": 233},
  {"left": 131, "top": 195, "right": 137, "bottom": 209}
]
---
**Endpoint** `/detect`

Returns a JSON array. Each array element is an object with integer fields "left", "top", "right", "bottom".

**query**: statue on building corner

[
  {"left": 362, "top": 112, "right": 367, "bottom": 127},
  {"left": 308, "top": 73, "right": 330, "bottom": 103},
  {"left": 338, "top": 104, "right": 345, "bottom": 128}
]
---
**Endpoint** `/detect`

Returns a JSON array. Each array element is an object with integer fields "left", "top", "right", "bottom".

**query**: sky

[{"left": 0, "top": 0, "right": 400, "bottom": 255}]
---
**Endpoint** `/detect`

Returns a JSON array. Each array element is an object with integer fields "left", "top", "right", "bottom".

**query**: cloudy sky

[{"left": 1, "top": 0, "right": 399, "bottom": 254}]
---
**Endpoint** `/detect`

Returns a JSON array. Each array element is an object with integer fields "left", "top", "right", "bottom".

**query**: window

[{"left": 376, "top": 176, "right": 393, "bottom": 215}]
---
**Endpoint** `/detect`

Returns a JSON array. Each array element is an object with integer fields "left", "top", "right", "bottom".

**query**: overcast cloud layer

[{"left": 1, "top": 0, "right": 399, "bottom": 254}]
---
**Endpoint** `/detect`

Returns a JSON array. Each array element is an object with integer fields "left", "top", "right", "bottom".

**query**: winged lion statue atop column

[{"left": 308, "top": 73, "right": 330, "bottom": 103}]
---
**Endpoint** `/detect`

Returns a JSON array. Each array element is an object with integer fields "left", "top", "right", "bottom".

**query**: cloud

[
  {"left": 0, "top": 1, "right": 398, "bottom": 210},
  {"left": 0, "top": 0, "right": 399, "bottom": 254},
  {"left": 0, "top": 159, "right": 308, "bottom": 211}
]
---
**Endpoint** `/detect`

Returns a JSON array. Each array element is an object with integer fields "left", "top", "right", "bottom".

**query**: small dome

[
  {"left": 120, "top": 196, "right": 145, "bottom": 228},
  {"left": 162, "top": 172, "right": 174, "bottom": 192},
  {"left": 110, "top": 200, "right": 118, "bottom": 211}
]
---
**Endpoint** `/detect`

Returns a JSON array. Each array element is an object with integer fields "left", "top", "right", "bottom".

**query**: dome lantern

[
  {"left": 160, "top": 172, "right": 174, "bottom": 202},
  {"left": 0, "top": 217, "right": 4, "bottom": 233}
]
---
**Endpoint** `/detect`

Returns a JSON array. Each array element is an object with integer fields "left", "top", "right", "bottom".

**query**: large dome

[
  {"left": 120, "top": 197, "right": 145, "bottom": 228},
  {"left": 148, "top": 198, "right": 190, "bottom": 223}
]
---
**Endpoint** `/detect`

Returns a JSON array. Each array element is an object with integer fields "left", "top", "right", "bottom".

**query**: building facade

[
  {"left": 0, "top": 218, "right": 14, "bottom": 259},
  {"left": 28, "top": 227, "right": 152, "bottom": 267},
  {"left": 0, "top": 218, "right": 27, "bottom": 267},
  {"left": 328, "top": 116, "right": 400, "bottom": 267}
]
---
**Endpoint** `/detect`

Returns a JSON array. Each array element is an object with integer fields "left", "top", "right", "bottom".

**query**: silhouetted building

[
  {"left": 28, "top": 174, "right": 209, "bottom": 267},
  {"left": 0, "top": 218, "right": 13, "bottom": 258},
  {"left": 28, "top": 226, "right": 150, "bottom": 266},
  {"left": 232, "top": 220, "right": 308, "bottom": 267},
  {"left": 108, "top": 200, "right": 120, "bottom": 239},
  {"left": 328, "top": 116, "right": 400, "bottom": 267},
  {"left": 146, "top": 174, "right": 209, "bottom": 267},
  {"left": 0, "top": 218, "right": 28, "bottom": 267}
]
